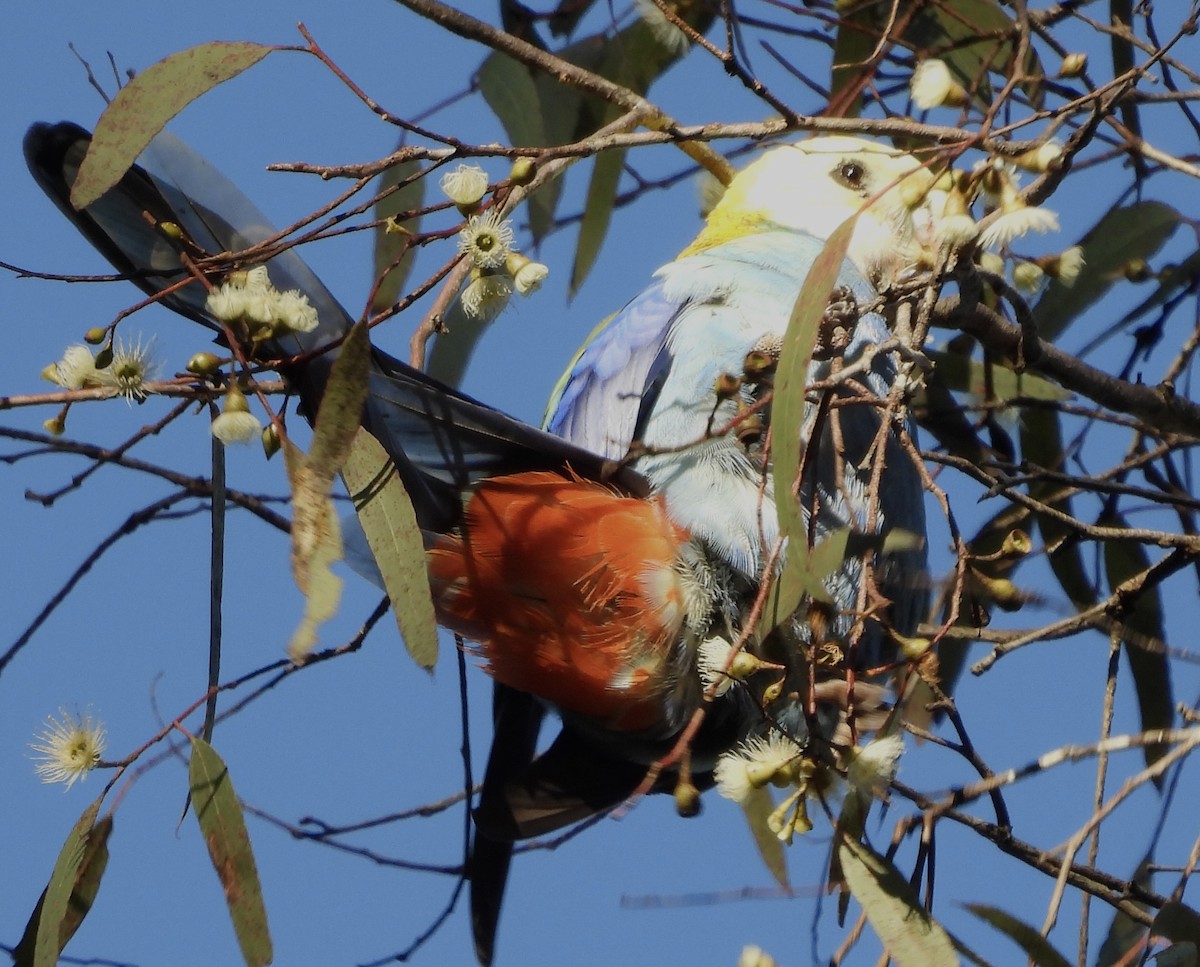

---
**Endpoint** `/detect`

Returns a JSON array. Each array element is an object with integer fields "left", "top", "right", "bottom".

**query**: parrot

[
  {"left": 470, "top": 137, "right": 935, "bottom": 959},
  {"left": 24, "top": 123, "right": 932, "bottom": 965}
]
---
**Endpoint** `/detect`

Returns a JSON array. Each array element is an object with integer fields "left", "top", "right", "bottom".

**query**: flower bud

[
  {"left": 1000, "top": 529, "right": 1032, "bottom": 558},
  {"left": 1124, "top": 258, "right": 1152, "bottom": 282},
  {"left": 674, "top": 779, "right": 702, "bottom": 818},
  {"left": 1058, "top": 53, "right": 1088, "bottom": 78},
  {"left": 1013, "top": 141, "right": 1064, "bottom": 173},
  {"left": 187, "top": 352, "right": 224, "bottom": 377},
  {"left": 508, "top": 157, "right": 536, "bottom": 186},
  {"left": 971, "top": 570, "right": 1024, "bottom": 611},
  {"left": 1012, "top": 261, "right": 1045, "bottom": 294},
  {"left": 893, "top": 632, "right": 932, "bottom": 661},
  {"left": 505, "top": 252, "right": 550, "bottom": 296},
  {"left": 261, "top": 423, "right": 282, "bottom": 459},
  {"left": 742, "top": 349, "right": 777, "bottom": 381},
  {"left": 84, "top": 327, "right": 108, "bottom": 345},
  {"left": 713, "top": 372, "right": 742, "bottom": 399},
  {"left": 910, "top": 59, "right": 969, "bottom": 110}
]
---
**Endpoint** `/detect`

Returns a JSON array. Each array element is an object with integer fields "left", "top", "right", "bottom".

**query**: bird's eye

[{"left": 834, "top": 160, "right": 866, "bottom": 190}]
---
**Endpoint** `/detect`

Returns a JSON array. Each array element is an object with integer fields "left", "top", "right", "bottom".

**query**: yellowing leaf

[
  {"left": 71, "top": 42, "right": 273, "bottom": 209},
  {"left": 286, "top": 322, "right": 371, "bottom": 661},
  {"left": 341, "top": 430, "right": 439, "bottom": 669},
  {"left": 189, "top": 738, "right": 273, "bottom": 967}
]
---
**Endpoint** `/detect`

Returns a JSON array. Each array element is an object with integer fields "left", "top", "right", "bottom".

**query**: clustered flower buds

[
  {"left": 450, "top": 203, "right": 549, "bottom": 321},
  {"left": 437, "top": 162, "right": 551, "bottom": 321},
  {"left": 714, "top": 730, "right": 808, "bottom": 807},
  {"left": 917, "top": 153, "right": 1079, "bottom": 300},
  {"left": 204, "top": 265, "right": 319, "bottom": 342},
  {"left": 714, "top": 725, "right": 905, "bottom": 846}
]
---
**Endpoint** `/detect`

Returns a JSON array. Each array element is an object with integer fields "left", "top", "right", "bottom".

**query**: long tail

[{"left": 23, "top": 122, "right": 647, "bottom": 533}]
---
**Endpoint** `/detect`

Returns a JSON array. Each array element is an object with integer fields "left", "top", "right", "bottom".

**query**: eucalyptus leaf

[
  {"left": 72, "top": 42, "right": 273, "bottom": 209},
  {"left": 1102, "top": 513, "right": 1173, "bottom": 775},
  {"left": 189, "top": 738, "right": 273, "bottom": 966},
  {"left": 1034, "top": 202, "right": 1181, "bottom": 341},
  {"left": 21, "top": 797, "right": 106, "bottom": 967},
  {"left": 286, "top": 321, "right": 371, "bottom": 661},
  {"left": 341, "top": 430, "right": 439, "bottom": 669},
  {"left": 965, "top": 904, "right": 1072, "bottom": 967},
  {"left": 838, "top": 836, "right": 959, "bottom": 967},
  {"left": 371, "top": 154, "right": 425, "bottom": 315}
]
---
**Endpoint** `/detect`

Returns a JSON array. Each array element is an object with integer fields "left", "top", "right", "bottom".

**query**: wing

[
  {"left": 24, "top": 121, "right": 647, "bottom": 535},
  {"left": 544, "top": 277, "right": 684, "bottom": 459}
]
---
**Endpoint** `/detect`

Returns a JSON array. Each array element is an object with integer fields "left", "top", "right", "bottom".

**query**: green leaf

[
  {"left": 570, "top": 147, "right": 624, "bottom": 295},
  {"left": 286, "top": 321, "right": 371, "bottom": 661},
  {"left": 71, "top": 42, "right": 273, "bottom": 209},
  {"left": 478, "top": 50, "right": 563, "bottom": 239},
  {"left": 1033, "top": 202, "right": 1181, "bottom": 341},
  {"left": 565, "top": 16, "right": 705, "bottom": 290},
  {"left": 19, "top": 797, "right": 106, "bottom": 967},
  {"left": 768, "top": 219, "right": 856, "bottom": 627},
  {"left": 837, "top": 836, "right": 959, "bottom": 967},
  {"left": 905, "top": 0, "right": 1044, "bottom": 109},
  {"left": 480, "top": 11, "right": 710, "bottom": 253},
  {"left": 1153, "top": 902, "right": 1200, "bottom": 949},
  {"left": 1109, "top": 0, "right": 1142, "bottom": 143},
  {"left": 341, "top": 430, "right": 439, "bottom": 669},
  {"left": 965, "top": 904, "right": 1072, "bottom": 967},
  {"left": 426, "top": 297, "right": 487, "bottom": 388},
  {"left": 930, "top": 350, "right": 1071, "bottom": 403},
  {"left": 1019, "top": 409, "right": 1096, "bottom": 610},
  {"left": 14, "top": 815, "right": 111, "bottom": 966},
  {"left": 478, "top": 50, "right": 549, "bottom": 149},
  {"left": 371, "top": 154, "right": 425, "bottom": 315},
  {"left": 189, "top": 738, "right": 273, "bottom": 967},
  {"left": 307, "top": 322, "right": 371, "bottom": 475},
  {"left": 1102, "top": 514, "right": 1174, "bottom": 774},
  {"left": 1095, "top": 853, "right": 1154, "bottom": 966},
  {"left": 831, "top": 5, "right": 883, "bottom": 113}
]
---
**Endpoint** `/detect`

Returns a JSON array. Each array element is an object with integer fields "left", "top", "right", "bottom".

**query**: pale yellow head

[{"left": 686, "top": 136, "right": 939, "bottom": 283}]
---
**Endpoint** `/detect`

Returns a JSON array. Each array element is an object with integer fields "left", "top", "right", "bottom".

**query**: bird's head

[{"left": 688, "top": 136, "right": 941, "bottom": 284}]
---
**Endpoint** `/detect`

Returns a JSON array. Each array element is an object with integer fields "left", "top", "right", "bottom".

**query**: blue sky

[{"left": 2, "top": 4, "right": 1198, "bottom": 967}]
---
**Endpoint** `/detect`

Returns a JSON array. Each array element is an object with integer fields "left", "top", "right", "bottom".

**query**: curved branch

[{"left": 938, "top": 296, "right": 1200, "bottom": 438}]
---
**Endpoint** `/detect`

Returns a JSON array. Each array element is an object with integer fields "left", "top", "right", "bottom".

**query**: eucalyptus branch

[{"left": 937, "top": 296, "right": 1200, "bottom": 439}]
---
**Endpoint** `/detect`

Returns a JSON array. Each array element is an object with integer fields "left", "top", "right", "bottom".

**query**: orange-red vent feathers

[{"left": 427, "top": 471, "right": 692, "bottom": 731}]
